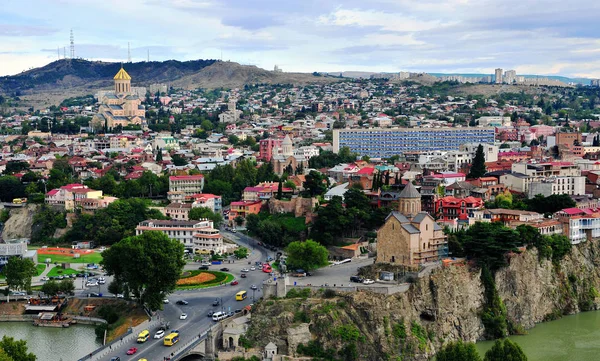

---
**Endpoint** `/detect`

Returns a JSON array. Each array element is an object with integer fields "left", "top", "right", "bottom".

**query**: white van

[{"left": 212, "top": 311, "right": 227, "bottom": 321}]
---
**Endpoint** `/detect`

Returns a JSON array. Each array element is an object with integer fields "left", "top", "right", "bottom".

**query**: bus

[
  {"left": 235, "top": 290, "right": 247, "bottom": 301},
  {"left": 164, "top": 332, "right": 180, "bottom": 346},
  {"left": 136, "top": 330, "right": 150, "bottom": 343},
  {"left": 12, "top": 198, "right": 26, "bottom": 204},
  {"left": 262, "top": 263, "right": 272, "bottom": 273}
]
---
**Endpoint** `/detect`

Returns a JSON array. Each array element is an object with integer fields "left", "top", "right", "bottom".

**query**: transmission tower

[
  {"left": 147, "top": 49, "right": 150, "bottom": 62},
  {"left": 63, "top": 47, "right": 66, "bottom": 59},
  {"left": 127, "top": 42, "right": 131, "bottom": 63},
  {"left": 57, "top": 47, "right": 60, "bottom": 60},
  {"left": 70, "top": 29, "right": 75, "bottom": 58}
]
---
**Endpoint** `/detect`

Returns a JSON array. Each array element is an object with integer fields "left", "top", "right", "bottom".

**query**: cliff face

[
  {"left": 1, "top": 204, "right": 40, "bottom": 240},
  {"left": 247, "top": 240, "right": 600, "bottom": 360}
]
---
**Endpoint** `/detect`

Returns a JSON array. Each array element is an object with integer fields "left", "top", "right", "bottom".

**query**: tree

[
  {"left": 483, "top": 339, "right": 527, "bottom": 361},
  {"left": 156, "top": 150, "right": 163, "bottom": 162},
  {"left": 0, "top": 176, "right": 26, "bottom": 202},
  {"left": 0, "top": 336, "right": 36, "bottom": 361},
  {"left": 276, "top": 179, "right": 283, "bottom": 200},
  {"left": 234, "top": 215, "right": 245, "bottom": 227},
  {"left": 302, "top": 170, "right": 328, "bottom": 197},
  {"left": 40, "top": 280, "right": 60, "bottom": 297},
  {"left": 468, "top": 144, "right": 487, "bottom": 179},
  {"left": 228, "top": 135, "right": 239, "bottom": 145},
  {"left": 4, "top": 257, "right": 36, "bottom": 293},
  {"left": 285, "top": 240, "right": 329, "bottom": 271},
  {"left": 188, "top": 207, "right": 224, "bottom": 228},
  {"left": 100, "top": 231, "right": 185, "bottom": 311},
  {"left": 525, "top": 194, "right": 575, "bottom": 215},
  {"left": 234, "top": 247, "right": 249, "bottom": 259},
  {"left": 171, "top": 154, "right": 188, "bottom": 166},
  {"left": 58, "top": 279, "right": 75, "bottom": 295},
  {"left": 435, "top": 340, "right": 481, "bottom": 361},
  {"left": 0, "top": 348, "right": 13, "bottom": 361},
  {"left": 3, "top": 161, "right": 30, "bottom": 175}
]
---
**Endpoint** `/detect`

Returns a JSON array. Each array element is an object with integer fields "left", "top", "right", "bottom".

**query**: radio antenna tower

[
  {"left": 70, "top": 29, "right": 75, "bottom": 58},
  {"left": 127, "top": 42, "right": 131, "bottom": 63},
  {"left": 57, "top": 47, "right": 60, "bottom": 60},
  {"left": 147, "top": 49, "right": 150, "bottom": 62},
  {"left": 63, "top": 47, "right": 66, "bottom": 59}
]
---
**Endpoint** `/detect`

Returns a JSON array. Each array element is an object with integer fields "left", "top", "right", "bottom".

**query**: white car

[
  {"left": 154, "top": 330, "right": 165, "bottom": 339},
  {"left": 241, "top": 268, "right": 250, "bottom": 272},
  {"left": 179, "top": 313, "right": 188, "bottom": 320},
  {"left": 163, "top": 299, "right": 170, "bottom": 304},
  {"left": 86, "top": 282, "right": 98, "bottom": 287},
  {"left": 362, "top": 279, "right": 375, "bottom": 285},
  {"left": 250, "top": 266, "right": 256, "bottom": 271},
  {"left": 40, "top": 277, "right": 49, "bottom": 282}
]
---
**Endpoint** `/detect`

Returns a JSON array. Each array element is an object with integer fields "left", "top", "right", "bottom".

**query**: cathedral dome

[{"left": 114, "top": 67, "right": 132, "bottom": 80}]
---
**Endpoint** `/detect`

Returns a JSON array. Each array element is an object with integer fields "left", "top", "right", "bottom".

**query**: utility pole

[{"left": 70, "top": 29, "right": 75, "bottom": 59}]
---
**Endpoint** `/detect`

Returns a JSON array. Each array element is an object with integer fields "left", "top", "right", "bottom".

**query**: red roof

[
  {"left": 46, "top": 189, "right": 59, "bottom": 196},
  {"left": 357, "top": 167, "right": 375, "bottom": 175},
  {"left": 169, "top": 175, "right": 204, "bottom": 181},
  {"left": 561, "top": 207, "right": 583, "bottom": 215}
]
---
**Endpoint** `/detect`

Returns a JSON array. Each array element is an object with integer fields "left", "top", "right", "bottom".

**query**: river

[
  {"left": 476, "top": 311, "right": 600, "bottom": 360},
  {"left": 0, "top": 322, "right": 101, "bottom": 361}
]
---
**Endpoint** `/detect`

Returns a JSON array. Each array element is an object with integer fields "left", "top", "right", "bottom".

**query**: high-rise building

[
  {"left": 495, "top": 68, "right": 503, "bottom": 84},
  {"left": 504, "top": 70, "right": 517, "bottom": 84},
  {"left": 591, "top": 79, "right": 600, "bottom": 87},
  {"left": 333, "top": 128, "right": 496, "bottom": 158}
]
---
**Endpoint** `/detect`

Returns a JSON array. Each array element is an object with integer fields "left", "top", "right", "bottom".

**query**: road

[{"left": 95, "top": 230, "right": 269, "bottom": 361}]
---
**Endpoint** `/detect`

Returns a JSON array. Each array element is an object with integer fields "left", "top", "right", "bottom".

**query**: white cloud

[{"left": 317, "top": 8, "right": 453, "bottom": 32}]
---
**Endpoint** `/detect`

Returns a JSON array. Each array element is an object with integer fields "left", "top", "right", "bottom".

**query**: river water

[
  {"left": 476, "top": 311, "right": 600, "bottom": 360},
  {"left": 0, "top": 322, "right": 101, "bottom": 361}
]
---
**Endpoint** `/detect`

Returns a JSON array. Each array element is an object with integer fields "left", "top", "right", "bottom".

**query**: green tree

[
  {"left": 525, "top": 194, "right": 575, "bottom": 215},
  {"left": 468, "top": 144, "right": 487, "bottom": 179},
  {"left": 228, "top": 135, "right": 239, "bottom": 145},
  {"left": 0, "top": 348, "right": 13, "bottom": 361},
  {"left": 286, "top": 240, "right": 329, "bottom": 271},
  {"left": 234, "top": 215, "right": 245, "bottom": 227},
  {"left": 435, "top": 340, "right": 482, "bottom": 361},
  {"left": 171, "top": 154, "right": 188, "bottom": 166},
  {"left": 0, "top": 177, "right": 25, "bottom": 202},
  {"left": 58, "top": 279, "right": 75, "bottom": 295},
  {"left": 3, "top": 161, "right": 30, "bottom": 175},
  {"left": 234, "top": 247, "right": 248, "bottom": 259},
  {"left": 40, "top": 280, "right": 60, "bottom": 296},
  {"left": 302, "top": 170, "right": 329, "bottom": 197},
  {"left": 4, "top": 257, "right": 36, "bottom": 293},
  {"left": 276, "top": 179, "right": 283, "bottom": 200},
  {"left": 100, "top": 231, "right": 185, "bottom": 311},
  {"left": 483, "top": 339, "right": 527, "bottom": 361},
  {"left": 156, "top": 150, "right": 163, "bottom": 162},
  {"left": 188, "top": 207, "right": 224, "bottom": 228},
  {"left": 0, "top": 336, "right": 35, "bottom": 361}
]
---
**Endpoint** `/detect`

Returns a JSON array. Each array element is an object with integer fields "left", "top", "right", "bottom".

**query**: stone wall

[{"left": 268, "top": 197, "right": 317, "bottom": 218}]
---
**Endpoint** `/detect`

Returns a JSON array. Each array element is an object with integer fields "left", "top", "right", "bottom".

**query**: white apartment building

[
  {"left": 495, "top": 68, "right": 503, "bottom": 84},
  {"left": 512, "top": 162, "right": 581, "bottom": 177},
  {"left": 501, "top": 173, "right": 585, "bottom": 198},
  {"left": 459, "top": 142, "right": 499, "bottom": 162},
  {"left": 135, "top": 219, "right": 226, "bottom": 254},
  {"left": 293, "top": 146, "right": 320, "bottom": 161},
  {"left": 168, "top": 175, "right": 205, "bottom": 200}
]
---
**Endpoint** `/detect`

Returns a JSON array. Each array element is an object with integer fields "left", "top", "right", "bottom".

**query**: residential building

[
  {"left": 333, "top": 128, "right": 495, "bottom": 158},
  {"left": 229, "top": 200, "right": 262, "bottom": 223},
  {"left": 555, "top": 132, "right": 582, "bottom": 148},
  {"left": 190, "top": 193, "right": 222, "bottom": 213},
  {"left": 45, "top": 183, "right": 108, "bottom": 211},
  {"left": 135, "top": 219, "right": 225, "bottom": 254},
  {"left": 164, "top": 202, "right": 193, "bottom": 220},
  {"left": 504, "top": 70, "right": 517, "bottom": 84},
  {"left": 527, "top": 176, "right": 586, "bottom": 198},
  {"left": 555, "top": 208, "right": 600, "bottom": 244},
  {"left": 168, "top": 175, "right": 205, "bottom": 200},
  {"left": 495, "top": 68, "right": 503, "bottom": 84},
  {"left": 259, "top": 138, "right": 283, "bottom": 161},
  {"left": 434, "top": 196, "right": 484, "bottom": 221}
]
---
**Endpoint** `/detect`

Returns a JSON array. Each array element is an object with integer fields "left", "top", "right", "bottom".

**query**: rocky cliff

[
  {"left": 1, "top": 204, "right": 40, "bottom": 240},
  {"left": 246, "top": 240, "right": 600, "bottom": 360}
]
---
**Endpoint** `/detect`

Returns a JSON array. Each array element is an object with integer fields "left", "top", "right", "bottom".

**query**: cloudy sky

[{"left": 1, "top": 0, "right": 600, "bottom": 78}]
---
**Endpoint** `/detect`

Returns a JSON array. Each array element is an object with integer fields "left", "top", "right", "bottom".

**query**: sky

[{"left": 1, "top": 0, "right": 600, "bottom": 78}]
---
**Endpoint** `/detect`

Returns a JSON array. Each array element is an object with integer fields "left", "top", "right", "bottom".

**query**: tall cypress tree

[
  {"left": 277, "top": 179, "right": 283, "bottom": 200},
  {"left": 468, "top": 144, "right": 487, "bottom": 179}
]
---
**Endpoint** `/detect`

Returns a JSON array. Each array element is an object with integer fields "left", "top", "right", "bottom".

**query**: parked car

[
  {"left": 201, "top": 262, "right": 211, "bottom": 266},
  {"left": 240, "top": 273, "right": 247, "bottom": 278},
  {"left": 198, "top": 266, "right": 209, "bottom": 270},
  {"left": 231, "top": 281, "right": 239, "bottom": 286},
  {"left": 212, "top": 299, "right": 220, "bottom": 306},
  {"left": 207, "top": 311, "right": 214, "bottom": 317},
  {"left": 241, "top": 268, "right": 249, "bottom": 272},
  {"left": 234, "top": 309, "right": 242, "bottom": 314},
  {"left": 10, "top": 291, "right": 25, "bottom": 296},
  {"left": 154, "top": 330, "right": 165, "bottom": 339},
  {"left": 220, "top": 267, "right": 230, "bottom": 272},
  {"left": 350, "top": 276, "right": 364, "bottom": 283},
  {"left": 86, "top": 282, "right": 98, "bottom": 287},
  {"left": 88, "top": 292, "right": 102, "bottom": 297},
  {"left": 109, "top": 357, "right": 120, "bottom": 361},
  {"left": 179, "top": 313, "right": 188, "bottom": 320},
  {"left": 362, "top": 279, "right": 375, "bottom": 285},
  {"left": 126, "top": 347, "right": 138, "bottom": 355},
  {"left": 250, "top": 284, "right": 258, "bottom": 290},
  {"left": 176, "top": 300, "right": 188, "bottom": 305},
  {"left": 163, "top": 299, "right": 169, "bottom": 304},
  {"left": 40, "top": 277, "right": 49, "bottom": 282}
]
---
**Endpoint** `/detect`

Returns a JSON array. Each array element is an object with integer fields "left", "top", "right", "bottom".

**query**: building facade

[
  {"left": 135, "top": 219, "right": 225, "bottom": 254},
  {"left": 333, "top": 128, "right": 495, "bottom": 158},
  {"left": 168, "top": 175, "right": 205, "bottom": 200}
]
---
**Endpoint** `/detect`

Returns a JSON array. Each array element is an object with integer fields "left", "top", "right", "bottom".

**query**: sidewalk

[{"left": 31, "top": 264, "right": 55, "bottom": 285}]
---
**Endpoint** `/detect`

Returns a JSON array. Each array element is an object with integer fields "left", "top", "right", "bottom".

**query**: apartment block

[
  {"left": 168, "top": 175, "right": 204, "bottom": 200},
  {"left": 333, "top": 128, "right": 495, "bottom": 158},
  {"left": 135, "top": 219, "right": 225, "bottom": 254}
]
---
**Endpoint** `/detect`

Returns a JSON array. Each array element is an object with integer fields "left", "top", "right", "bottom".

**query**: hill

[{"left": 0, "top": 59, "right": 340, "bottom": 107}]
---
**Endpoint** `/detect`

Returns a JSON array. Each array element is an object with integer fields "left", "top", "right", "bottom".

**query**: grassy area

[
  {"left": 35, "top": 264, "right": 47, "bottom": 276},
  {"left": 37, "top": 252, "right": 103, "bottom": 264},
  {"left": 176, "top": 270, "right": 234, "bottom": 290},
  {"left": 47, "top": 267, "right": 79, "bottom": 277}
]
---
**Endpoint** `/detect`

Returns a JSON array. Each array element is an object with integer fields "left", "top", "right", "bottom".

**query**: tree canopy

[
  {"left": 0, "top": 176, "right": 25, "bottom": 202},
  {"left": 483, "top": 339, "right": 527, "bottom": 361},
  {"left": 4, "top": 257, "right": 36, "bottom": 293},
  {"left": 188, "top": 207, "right": 224, "bottom": 228},
  {"left": 0, "top": 336, "right": 36, "bottom": 361},
  {"left": 100, "top": 231, "right": 185, "bottom": 311},
  {"left": 435, "top": 340, "right": 481, "bottom": 361},
  {"left": 525, "top": 194, "right": 575, "bottom": 215},
  {"left": 468, "top": 144, "right": 487, "bottom": 179},
  {"left": 302, "top": 170, "right": 329, "bottom": 197},
  {"left": 285, "top": 240, "right": 329, "bottom": 271}
]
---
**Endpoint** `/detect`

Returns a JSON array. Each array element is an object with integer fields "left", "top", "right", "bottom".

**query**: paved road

[
  {"left": 95, "top": 230, "right": 269, "bottom": 361},
  {"left": 287, "top": 257, "right": 375, "bottom": 287}
]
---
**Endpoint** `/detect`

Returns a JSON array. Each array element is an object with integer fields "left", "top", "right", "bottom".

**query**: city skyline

[{"left": 1, "top": 0, "right": 600, "bottom": 78}]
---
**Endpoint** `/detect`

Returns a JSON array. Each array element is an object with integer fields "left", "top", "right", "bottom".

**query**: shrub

[
  {"left": 294, "top": 310, "right": 310, "bottom": 323},
  {"left": 97, "top": 305, "right": 119, "bottom": 324},
  {"left": 323, "top": 289, "right": 337, "bottom": 298}
]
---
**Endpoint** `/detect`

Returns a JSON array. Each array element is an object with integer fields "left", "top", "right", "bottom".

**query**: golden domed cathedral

[{"left": 90, "top": 65, "right": 146, "bottom": 131}]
